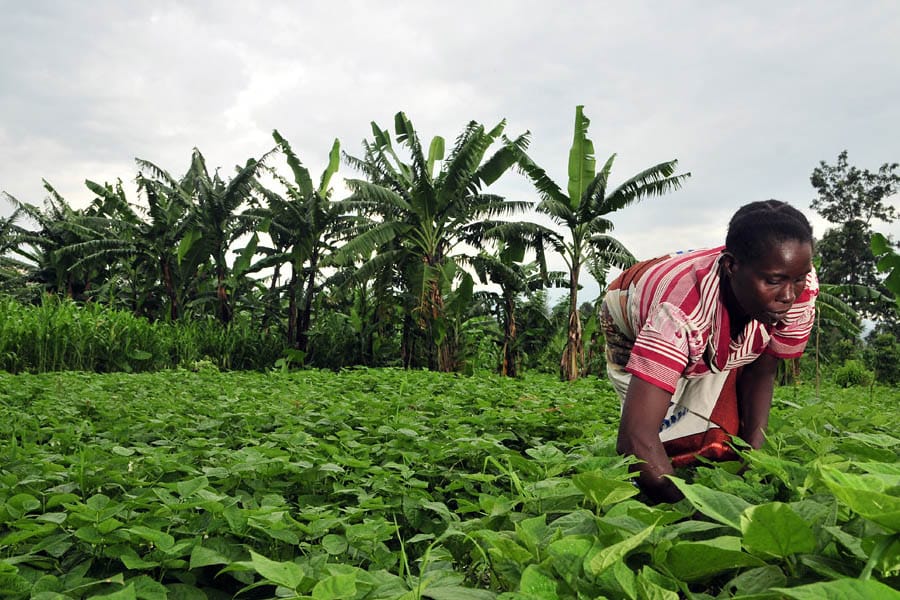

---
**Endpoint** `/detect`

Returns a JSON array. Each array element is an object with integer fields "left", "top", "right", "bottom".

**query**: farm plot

[{"left": 0, "top": 368, "right": 898, "bottom": 598}]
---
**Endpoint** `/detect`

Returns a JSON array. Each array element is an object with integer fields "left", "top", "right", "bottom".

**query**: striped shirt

[{"left": 601, "top": 246, "right": 818, "bottom": 394}]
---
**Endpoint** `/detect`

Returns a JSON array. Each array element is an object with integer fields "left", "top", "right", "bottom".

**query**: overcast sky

[{"left": 2, "top": 1, "right": 898, "bottom": 301}]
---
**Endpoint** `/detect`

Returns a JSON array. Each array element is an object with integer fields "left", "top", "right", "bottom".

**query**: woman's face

[{"left": 724, "top": 239, "right": 813, "bottom": 325}]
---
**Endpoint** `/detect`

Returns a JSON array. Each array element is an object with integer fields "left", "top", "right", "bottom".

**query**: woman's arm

[
  {"left": 616, "top": 377, "right": 683, "bottom": 503},
  {"left": 737, "top": 353, "right": 780, "bottom": 449}
]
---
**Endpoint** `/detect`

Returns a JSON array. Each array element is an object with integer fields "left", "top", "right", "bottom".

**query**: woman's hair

[{"left": 725, "top": 200, "right": 813, "bottom": 262}]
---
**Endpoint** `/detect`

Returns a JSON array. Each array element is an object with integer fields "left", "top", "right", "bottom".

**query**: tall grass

[{"left": 0, "top": 296, "right": 285, "bottom": 373}]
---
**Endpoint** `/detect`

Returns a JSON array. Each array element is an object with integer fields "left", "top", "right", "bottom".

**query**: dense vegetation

[
  {"left": 0, "top": 107, "right": 897, "bottom": 595},
  {"left": 0, "top": 369, "right": 897, "bottom": 598}
]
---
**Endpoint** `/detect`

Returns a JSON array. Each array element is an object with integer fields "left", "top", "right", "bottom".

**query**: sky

[{"left": 2, "top": 1, "right": 899, "bottom": 302}]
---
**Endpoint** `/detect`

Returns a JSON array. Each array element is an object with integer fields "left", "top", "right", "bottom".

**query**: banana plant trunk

[
  {"left": 286, "top": 268, "right": 299, "bottom": 349},
  {"left": 161, "top": 259, "right": 181, "bottom": 321},
  {"left": 296, "top": 251, "right": 319, "bottom": 354},
  {"left": 561, "top": 268, "right": 583, "bottom": 381},
  {"left": 427, "top": 279, "right": 455, "bottom": 372},
  {"left": 216, "top": 263, "right": 232, "bottom": 324},
  {"left": 501, "top": 293, "right": 518, "bottom": 377}
]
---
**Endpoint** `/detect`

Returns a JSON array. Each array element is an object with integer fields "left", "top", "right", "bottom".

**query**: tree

[
  {"left": 810, "top": 150, "right": 898, "bottom": 321},
  {"left": 517, "top": 105, "right": 691, "bottom": 380},
  {"left": 341, "top": 112, "right": 527, "bottom": 371},
  {"left": 243, "top": 131, "right": 349, "bottom": 353},
  {"left": 470, "top": 238, "right": 565, "bottom": 377},
  {"left": 138, "top": 148, "right": 274, "bottom": 323}
]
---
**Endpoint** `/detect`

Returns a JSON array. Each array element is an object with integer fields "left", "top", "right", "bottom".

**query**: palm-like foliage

[
  {"left": 242, "top": 131, "right": 350, "bottom": 352},
  {"left": 471, "top": 238, "right": 566, "bottom": 377},
  {"left": 1, "top": 183, "right": 109, "bottom": 301},
  {"left": 517, "top": 105, "right": 691, "bottom": 380},
  {"left": 340, "top": 112, "right": 527, "bottom": 371},
  {"left": 138, "top": 148, "right": 274, "bottom": 323}
]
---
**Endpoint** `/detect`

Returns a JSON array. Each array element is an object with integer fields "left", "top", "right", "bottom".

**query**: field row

[{"left": 0, "top": 368, "right": 897, "bottom": 598}]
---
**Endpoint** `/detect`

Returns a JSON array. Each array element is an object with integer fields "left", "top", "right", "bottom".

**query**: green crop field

[{"left": 0, "top": 368, "right": 898, "bottom": 599}]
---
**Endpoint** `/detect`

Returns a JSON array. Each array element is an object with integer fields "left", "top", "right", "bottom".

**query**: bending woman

[{"left": 601, "top": 200, "right": 818, "bottom": 503}]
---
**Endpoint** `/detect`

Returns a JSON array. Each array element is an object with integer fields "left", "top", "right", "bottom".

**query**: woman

[{"left": 601, "top": 200, "right": 818, "bottom": 503}]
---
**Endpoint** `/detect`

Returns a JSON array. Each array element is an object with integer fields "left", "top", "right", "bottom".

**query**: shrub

[
  {"left": 833, "top": 359, "right": 874, "bottom": 388},
  {"left": 866, "top": 332, "right": 900, "bottom": 385}
]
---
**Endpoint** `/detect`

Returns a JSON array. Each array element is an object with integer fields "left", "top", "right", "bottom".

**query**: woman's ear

[{"left": 721, "top": 251, "right": 738, "bottom": 276}]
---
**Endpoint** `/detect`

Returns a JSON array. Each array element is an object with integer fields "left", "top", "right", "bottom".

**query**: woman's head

[
  {"left": 722, "top": 200, "right": 814, "bottom": 325},
  {"left": 725, "top": 200, "right": 813, "bottom": 263}
]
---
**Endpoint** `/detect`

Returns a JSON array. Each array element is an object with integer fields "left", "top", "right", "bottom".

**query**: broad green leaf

[
  {"left": 668, "top": 477, "right": 750, "bottom": 531},
  {"left": 774, "top": 578, "right": 900, "bottom": 600},
  {"left": 130, "top": 576, "right": 168, "bottom": 600},
  {"left": 119, "top": 549, "right": 159, "bottom": 570},
  {"left": 515, "top": 515, "right": 548, "bottom": 560},
  {"left": 721, "top": 565, "right": 786, "bottom": 597},
  {"left": 665, "top": 536, "right": 765, "bottom": 582},
  {"left": 319, "top": 138, "right": 341, "bottom": 194},
  {"left": 6, "top": 493, "right": 41, "bottom": 518},
  {"left": 572, "top": 471, "right": 639, "bottom": 509},
  {"left": 249, "top": 549, "right": 305, "bottom": 589},
  {"left": 176, "top": 229, "right": 201, "bottom": 265},
  {"left": 567, "top": 105, "right": 596, "bottom": 207},
  {"left": 175, "top": 476, "right": 209, "bottom": 498},
  {"left": 585, "top": 522, "right": 655, "bottom": 575},
  {"left": 818, "top": 465, "right": 900, "bottom": 532},
  {"left": 518, "top": 564, "right": 558, "bottom": 598},
  {"left": 635, "top": 571, "right": 678, "bottom": 600},
  {"left": 188, "top": 545, "right": 230, "bottom": 570},
  {"left": 125, "top": 526, "right": 175, "bottom": 551},
  {"left": 321, "top": 534, "right": 349, "bottom": 555},
  {"left": 163, "top": 583, "right": 208, "bottom": 600},
  {"left": 740, "top": 502, "right": 815, "bottom": 558},
  {"left": 312, "top": 573, "right": 357, "bottom": 599},
  {"left": 91, "top": 583, "right": 136, "bottom": 600},
  {"left": 426, "top": 136, "right": 445, "bottom": 179},
  {"left": 420, "top": 585, "right": 496, "bottom": 599},
  {"left": 547, "top": 536, "right": 592, "bottom": 585}
]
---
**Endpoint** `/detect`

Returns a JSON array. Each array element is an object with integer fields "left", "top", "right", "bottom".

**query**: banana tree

[
  {"left": 340, "top": 112, "right": 528, "bottom": 371},
  {"left": 516, "top": 105, "right": 691, "bottom": 380},
  {"left": 138, "top": 148, "right": 274, "bottom": 323},
  {"left": 470, "top": 238, "right": 566, "bottom": 377},
  {"left": 241, "top": 131, "right": 350, "bottom": 353}
]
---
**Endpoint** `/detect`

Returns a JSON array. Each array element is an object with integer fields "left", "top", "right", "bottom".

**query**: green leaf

[
  {"left": 585, "top": 522, "right": 655, "bottom": 575},
  {"left": 426, "top": 136, "right": 445, "bottom": 179},
  {"left": 6, "top": 493, "right": 40, "bottom": 518},
  {"left": 668, "top": 477, "right": 750, "bottom": 531},
  {"left": 740, "top": 502, "right": 816, "bottom": 558},
  {"left": 175, "top": 476, "right": 209, "bottom": 498},
  {"left": 319, "top": 138, "right": 341, "bottom": 194},
  {"left": 546, "top": 536, "right": 592, "bottom": 586},
  {"left": 420, "top": 585, "right": 496, "bottom": 599},
  {"left": 518, "top": 564, "right": 557, "bottom": 598},
  {"left": 130, "top": 576, "right": 168, "bottom": 600},
  {"left": 188, "top": 545, "right": 230, "bottom": 570},
  {"left": 572, "top": 471, "right": 639, "bottom": 509},
  {"left": 818, "top": 465, "right": 900, "bottom": 532},
  {"left": 635, "top": 570, "right": 679, "bottom": 600},
  {"left": 176, "top": 229, "right": 201, "bottom": 265},
  {"left": 312, "top": 573, "right": 357, "bottom": 599},
  {"left": 125, "top": 526, "right": 175, "bottom": 551},
  {"left": 665, "top": 536, "right": 765, "bottom": 582},
  {"left": 249, "top": 549, "right": 305, "bottom": 589},
  {"left": 91, "top": 583, "right": 136, "bottom": 600},
  {"left": 774, "top": 578, "right": 900, "bottom": 600},
  {"left": 567, "top": 105, "right": 596, "bottom": 208},
  {"left": 321, "top": 534, "right": 349, "bottom": 555}
]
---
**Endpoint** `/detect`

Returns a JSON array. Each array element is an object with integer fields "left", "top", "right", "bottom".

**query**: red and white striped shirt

[{"left": 602, "top": 246, "right": 818, "bottom": 394}]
